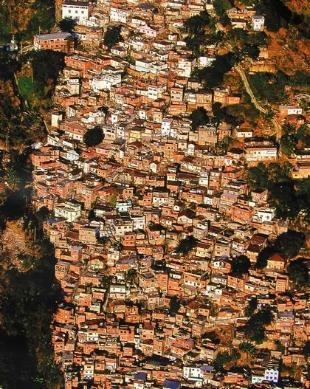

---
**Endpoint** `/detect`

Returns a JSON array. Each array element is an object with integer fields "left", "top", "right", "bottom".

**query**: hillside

[{"left": 0, "top": 0, "right": 55, "bottom": 43}]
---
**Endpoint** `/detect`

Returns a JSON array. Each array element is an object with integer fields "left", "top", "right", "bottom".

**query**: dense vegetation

[
  {"left": 255, "top": 230, "right": 305, "bottom": 274},
  {"left": 0, "top": 241, "right": 63, "bottom": 388},
  {"left": 84, "top": 126, "right": 104, "bottom": 147},
  {"left": 58, "top": 18, "right": 77, "bottom": 33},
  {"left": 0, "top": 23, "right": 66, "bottom": 386},
  {"left": 24, "top": 50, "right": 65, "bottom": 103},
  {"left": 0, "top": 0, "right": 55, "bottom": 43},
  {"left": 104, "top": 25, "right": 123, "bottom": 49},
  {"left": 0, "top": 182, "right": 63, "bottom": 388},
  {"left": 231, "top": 255, "right": 251, "bottom": 276},
  {"left": 247, "top": 162, "right": 310, "bottom": 220},
  {"left": 190, "top": 107, "right": 210, "bottom": 130},
  {"left": 244, "top": 306, "right": 274, "bottom": 343},
  {"left": 193, "top": 52, "right": 238, "bottom": 89},
  {"left": 238, "top": 0, "right": 307, "bottom": 34},
  {"left": 248, "top": 71, "right": 289, "bottom": 104}
]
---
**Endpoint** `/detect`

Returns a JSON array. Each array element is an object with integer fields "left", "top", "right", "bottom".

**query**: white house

[
  {"left": 62, "top": 0, "right": 89, "bottom": 22},
  {"left": 264, "top": 366, "right": 279, "bottom": 383},
  {"left": 197, "top": 56, "right": 216, "bottom": 68},
  {"left": 279, "top": 105, "right": 303, "bottom": 116},
  {"left": 236, "top": 128, "right": 253, "bottom": 138},
  {"left": 177, "top": 58, "right": 192, "bottom": 77},
  {"left": 110, "top": 7, "right": 129, "bottom": 23},
  {"left": 161, "top": 118, "right": 173, "bottom": 136},
  {"left": 90, "top": 73, "right": 122, "bottom": 92},
  {"left": 252, "top": 15, "right": 265, "bottom": 31},
  {"left": 132, "top": 215, "right": 145, "bottom": 231},
  {"left": 54, "top": 201, "right": 82, "bottom": 222},
  {"left": 253, "top": 208, "right": 276, "bottom": 223},
  {"left": 245, "top": 146, "right": 278, "bottom": 162},
  {"left": 199, "top": 172, "right": 209, "bottom": 187},
  {"left": 135, "top": 59, "right": 151, "bottom": 73},
  {"left": 183, "top": 366, "right": 203, "bottom": 383}
]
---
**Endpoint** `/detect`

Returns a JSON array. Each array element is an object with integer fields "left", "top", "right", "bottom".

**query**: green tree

[
  {"left": 197, "top": 52, "right": 237, "bottom": 88},
  {"left": 275, "top": 340, "right": 285, "bottom": 353},
  {"left": 245, "top": 297, "right": 257, "bottom": 317},
  {"left": 126, "top": 269, "right": 138, "bottom": 285},
  {"left": 104, "top": 25, "right": 122, "bottom": 49},
  {"left": 217, "top": 135, "right": 233, "bottom": 154},
  {"left": 175, "top": 235, "right": 197, "bottom": 254},
  {"left": 269, "top": 181, "right": 299, "bottom": 219},
  {"left": 256, "top": 246, "right": 276, "bottom": 269},
  {"left": 214, "top": 351, "right": 231, "bottom": 371},
  {"left": 212, "top": 102, "right": 236, "bottom": 125},
  {"left": 246, "top": 326, "right": 266, "bottom": 343},
  {"left": 169, "top": 296, "right": 181, "bottom": 316},
  {"left": 231, "top": 255, "right": 251, "bottom": 276},
  {"left": 190, "top": 107, "right": 209, "bottom": 130},
  {"left": 5, "top": 166, "right": 21, "bottom": 191},
  {"left": 243, "top": 44, "right": 260, "bottom": 60},
  {"left": 255, "top": 0, "right": 294, "bottom": 32},
  {"left": 83, "top": 126, "right": 104, "bottom": 147},
  {"left": 213, "top": 0, "right": 231, "bottom": 18},
  {"left": 274, "top": 230, "right": 305, "bottom": 258},
  {"left": 247, "top": 31, "right": 269, "bottom": 46},
  {"left": 58, "top": 18, "right": 77, "bottom": 32},
  {"left": 203, "top": 331, "right": 220, "bottom": 344},
  {"left": 244, "top": 306, "right": 273, "bottom": 343},
  {"left": 248, "top": 71, "right": 288, "bottom": 103},
  {"left": 231, "top": 349, "right": 241, "bottom": 361},
  {"left": 184, "top": 11, "right": 211, "bottom": 34},
  {"left": 239, "top": 342, "right": 256, "bottom": 355},
  {"left": 0, "top": 52, "right": 21, "bottom": 81},
  {"left": 302, "top": 341, "right": 310, "bottom": 358},
  {"left": 247, "top": 163, "right": 268, "bottom": 191},
  {"left": 27, "top": 50, "right": 65, "bottom": 99},
  {"left": 296, "top": 178, "right": 310, "bottom": 222},
  {"left": 296, "top": 123, "right": 310, "bottom": 148},
  {"left": 287, "top": 258, "right": 309, "bottom": 286}
]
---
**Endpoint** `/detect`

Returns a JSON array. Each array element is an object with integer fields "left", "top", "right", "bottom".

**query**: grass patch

[{"left": 17, "top": 76, "right": 36, "bottom": 101}]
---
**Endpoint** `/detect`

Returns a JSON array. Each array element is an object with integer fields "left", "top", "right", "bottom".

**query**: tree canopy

[
  {"left": 83, "top": 126, "right": 104, "bottom": 147},
  {"left": 58, "top": 18, "right": 77, "bottom": 32},
  {"left": 190, "top": 107, "right": 209, "bottom": 130},
  {"left": 256, "top": 246, "right": 276, "bottom": 269},
  {"left": 274, "top": 230, "right": 305, "bottom": 258},
  {"left": 196, "top": 52, "right": 237, "bottom": 88},
  {"left": 287, "top": 258, "right": 309, "bottom": 286},
  {"left": 104, "top": 25, "right": 122, "bottom": 49},
  {"left": 169, "top": 296, "right": 181, "bottom": 316},
  {"left": 247, "top": 163, "right": 310, "bottom": 220},
  {"left": 239, "top": 341, "right": 256, "bottom": 355},
  {"left": 302, "top": 340, "right": 310, "bottom": 358},
  {"left": 248, "top": 71, "right": 288, "bottom": 103},
  {"left": 213, "top": 0, "right": 231, "bottom": 18},
  {"left": 184, "top": 11, "right": 211, "bottom": 34},
  {"left": 175, "top": 235, "right": 197, "bottom": 254},
  {"left": 245, "top": 297, "right": 258, "bottom": 317},
  {"left": 244, "top": 306, "right": 273, "bottom": 343},
  {"left": 27, "top": 50, "right": 65, "bottom": 99},
  {"left": 231, "top": 255, "right": 251, "bottom": 276}
]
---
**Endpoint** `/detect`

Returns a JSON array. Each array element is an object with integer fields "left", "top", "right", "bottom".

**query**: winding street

[
  {"left": 235, "top": 65, "right": 268, "bottom": 114},
  {"left": 235, "top": 65, "right": 282, "bottom": 140}
]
